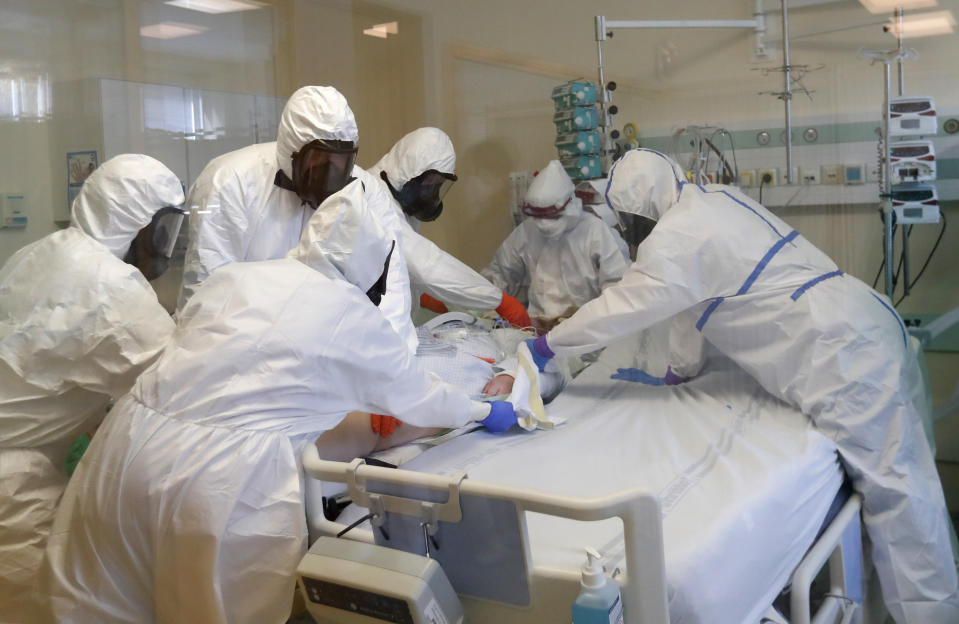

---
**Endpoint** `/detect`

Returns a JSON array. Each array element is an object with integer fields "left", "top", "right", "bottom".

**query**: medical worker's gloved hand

[
  {"left": 419, "top": 293, "right": 449, "bottom": 314},
  {"left": 525, "top": 336, "right": 554, "bottom": 372},
  {"left": 370, "top": 414, "right": 403, "bottom": 438},
  {"left": 481, "top": 401, "right": 517, "bottom": 433},
  {"left": 663, "top": 366, "right": 689, "bottom": 386},
  {"left": 610, "top": 368, "right": 666, "bottom": 386},
  {"left": 497, "top": 293, "right": 531, "bottom": 329},
  {"left": 610, "top": 366, "right": 689, "bottom": 386}
]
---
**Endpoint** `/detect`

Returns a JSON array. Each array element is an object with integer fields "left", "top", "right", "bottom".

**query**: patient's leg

[{"left": 315, "top": 411, "right": 445, "bottom": 462}]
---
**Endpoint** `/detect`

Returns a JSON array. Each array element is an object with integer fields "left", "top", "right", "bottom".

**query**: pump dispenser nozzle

[{"left": 581, "top": 547, "right": 606, "bottom": 588}]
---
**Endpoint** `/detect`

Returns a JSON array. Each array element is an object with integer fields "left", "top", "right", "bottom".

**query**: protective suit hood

[
  {"left": 288, "top": 179, "right": 393, "bottom": 294},
  {"left": 605, "top": 149, "right": 684, "bottom": 222},
  {"left": 70, "top": 154, "right": 184, "bottom": 259},
  {"left": 526, "top": 160, "right": 575, "bottom": 209},
  {"left": 275, "top": 86, "right": 358, "bottom": 179},
  {"left": 370, "top": 127, "right": 456, "bottom": 188}
]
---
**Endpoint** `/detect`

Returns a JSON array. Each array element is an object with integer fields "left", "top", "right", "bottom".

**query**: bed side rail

[
  {"left": 302, "top": 444, "right": 669, "bottom": 624},
  {"left": 790, "top": 493, "right": 863, "bottom": 624}
]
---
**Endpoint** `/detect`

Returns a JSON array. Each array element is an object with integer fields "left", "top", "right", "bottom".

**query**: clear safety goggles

[{"left": 522, "top": 195, "right": 571, "bottom": 219}]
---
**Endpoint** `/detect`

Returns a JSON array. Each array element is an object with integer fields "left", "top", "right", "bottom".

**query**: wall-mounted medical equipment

[
  {"left": 555, "top": 131, "right": 601, "bottom": 159},
  {"left": 553, "top": 107, "right": 598, "bottom": 134},
  {"left": 0, "top": 194, "right": 27, "bottom": 229},
  {"left": 888, "top": 95, "right": 937, "bottom": 137},
  {"left": 891, "top": 183, "right": 940, "bottom": 224},
  {"left": 888, "top": 140, "right": 936, "bottom": 183},
  {"left": 552, "top": 81, "right": 603, "bottom": 180},
  {"left": 551, "top": 81, "right": 597, "bottom": 109},
  {"left": 298, "top": 537, "right": 464, "bottom": 624},
  {"left": 562, "top": 155, "right": 603, "bottom": 180}
]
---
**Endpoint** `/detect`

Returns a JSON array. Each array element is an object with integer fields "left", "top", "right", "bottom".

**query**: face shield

[
  {"left": 123, "top": 205, "right": 186, "bottom": 281},
  {"left": 290, "top": 139, "right": 358, "bottom": 209},
  {"left": 382, "top": 169, "right": 457, "bottom": 222}
]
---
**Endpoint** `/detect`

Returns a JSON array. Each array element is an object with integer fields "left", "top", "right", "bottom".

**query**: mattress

[{"left": 332, "top": 345, "right": 844, "bottom": 624}]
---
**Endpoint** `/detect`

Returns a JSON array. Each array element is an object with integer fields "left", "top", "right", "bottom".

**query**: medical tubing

[{"left": 894, "top": 211, "right": 947, "bottom": 307}]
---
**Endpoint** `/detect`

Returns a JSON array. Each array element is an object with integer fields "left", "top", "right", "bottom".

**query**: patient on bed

[{"left": 315, "top": 314, "right": 563, "bottom": 462}]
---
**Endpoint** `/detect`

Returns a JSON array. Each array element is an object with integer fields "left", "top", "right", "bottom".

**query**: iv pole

[{"left": 594, "top": 0, "right": 797, "bottom": 183}]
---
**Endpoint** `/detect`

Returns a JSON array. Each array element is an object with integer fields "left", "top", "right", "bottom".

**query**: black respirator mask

[
  {"left": 123, "top": 206, "right": 186, "bottom": 281},
  {"left": 365, "top": 241, "right": 395, "bottom": 307},
  {"left": 275, "top": 139, "right": 358, "bottom": 209},
  {"left": 381, "top": 169, "right": 456, "bottom": 222}
]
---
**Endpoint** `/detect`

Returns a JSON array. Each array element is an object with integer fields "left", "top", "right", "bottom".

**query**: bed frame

[{"left": 301, "top": 445, "right": 862, "bottom": 624}]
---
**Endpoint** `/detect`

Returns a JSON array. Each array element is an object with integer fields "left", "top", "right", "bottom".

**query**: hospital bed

[{"left": 301, "top": 345, "right": 865, "bottom": 624}]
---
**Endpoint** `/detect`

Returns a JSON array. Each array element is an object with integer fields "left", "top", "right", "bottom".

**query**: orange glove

[
  {"left": 496, "top": 292, "right": 531, "bottom": 329},
  {"left": 370, "top": 414, "right": 403, "bottom": 438},
  {"left": 419, "top": 293, "right": 449, "bottom": 314}
]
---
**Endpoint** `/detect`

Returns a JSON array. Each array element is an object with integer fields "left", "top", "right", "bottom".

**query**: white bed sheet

[{"left": 335, "top": 348, "right": 843, "bottom": 624}]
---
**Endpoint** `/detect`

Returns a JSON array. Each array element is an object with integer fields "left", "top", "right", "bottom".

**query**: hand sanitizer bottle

[{"left": 571, "top": 547, "right": 624, "bottom": 624}]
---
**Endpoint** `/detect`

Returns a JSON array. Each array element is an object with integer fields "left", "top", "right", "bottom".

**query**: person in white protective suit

[
  {"left": 0, "top": 154, "right": 185, "bottom": 624},
  {"left": 176, "top": 85, "right": 419, "bottom": 351},
  {"left": 41, "top": 180, "right": 516, "bottom": 624},
  {"left": 527, "top": 148, "right": 959, "bottom": 623},
  {"left": 482, "top": 160, "right": 630, "bottom": 330},
  {"left": 367, "top": 127, "right": 531, "bottom": 328}
]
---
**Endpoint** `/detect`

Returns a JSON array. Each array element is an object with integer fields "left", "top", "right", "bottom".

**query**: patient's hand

[{"left": 483, "top": 373, "right": 515, "bottom": 397}]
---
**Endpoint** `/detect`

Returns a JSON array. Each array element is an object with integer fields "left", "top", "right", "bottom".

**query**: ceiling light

[
  {"left": 859, "top": 0, "right": 937, "bottom": 14},
  {"left": 886, "top": 10, "right": 955, "bottom": 37},
  {"left": 165, "top": 0, "right": 266, "bottom": 14},
  {"left": 363, "top": 21, "right": 398, "bottom": 38},
  {"left": 140, "top": 21, "right": 209, "bottom": 39}
]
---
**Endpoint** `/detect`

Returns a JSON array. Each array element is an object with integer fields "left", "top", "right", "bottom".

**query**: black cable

[
  {"left": 336, "top": 512, "right": 374, "bottom": 538},
  {"left": 871, "top": 258, "right": 885, "bottom": 289},
  {"left": 759, "top": 178, "right": 766, "bottom": 204},
  {"left": 895, "top": 211, "right": 947, "bottom": 307},
  {"left": 891, "top": 225, "right": 910, "bottom": 291},
  {"left": 872, "top": 219, "right": 898, "bottom": 289},
  {"left": 703, "top": 137, "right": 735, "bottom": 184}
]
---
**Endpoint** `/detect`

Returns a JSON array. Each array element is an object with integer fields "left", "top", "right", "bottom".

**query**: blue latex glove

[
  {"left": 525, "top": 336, "right": 554, "bottom": 372},
  {"left": 481, "top": 401, "right": 517, "bottom": 433},
  {"left": 610, "top": 368, "right": 666, "bottom": 386},
  {"left": 611, "top": 366, "right": 690, "bottom": 386},
  {"left": 663, "top": 366, "right": 689, "bottom": 386}
]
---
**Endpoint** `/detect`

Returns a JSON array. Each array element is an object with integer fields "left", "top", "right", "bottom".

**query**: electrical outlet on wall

[
  {"left": 799, "top": 167, "right": 820, "bottom": 184},
  {"left": 779, "top": 167, "right": 798, "bottom": 184},
  {"left": 821, "top": 165, "right": 843, "bottom": 185},
  {"left": 759, "top": 169, "right": 777, "bottom": 186}
]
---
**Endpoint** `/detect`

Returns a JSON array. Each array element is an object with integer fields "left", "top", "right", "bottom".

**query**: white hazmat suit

[
  {"left": 177, "top": 85, "right": 418, "bottom": 350},
  {"left": 542, "top": 149, "right": 958, "bottom": 623},
  {"left": 41, "top": 180, "right": 495, "bottom": 624},
  {"left": 483, "top": 160, "right": 629, "bottom": 319},
  {"left": 368, "top": 128, "right": 530, "bottom": 326},
  {"left": 0, "top": 154, "right": 183, "bottom": 623}
]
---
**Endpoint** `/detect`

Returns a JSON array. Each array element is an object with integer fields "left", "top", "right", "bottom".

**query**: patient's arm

[{"left": 315, "top": 411, "right": 446, "bottom": 462}]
